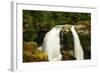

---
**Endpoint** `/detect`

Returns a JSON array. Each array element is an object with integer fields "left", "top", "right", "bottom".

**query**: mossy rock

[
  {"left": 23, "top": 42, "right": 37, "bottom": 51},
  {"left": 61, "top": 50, "right": 76, "bottom": 60},
  {"left": 23, "top": 42, "right": 48, "bottom": 62}
]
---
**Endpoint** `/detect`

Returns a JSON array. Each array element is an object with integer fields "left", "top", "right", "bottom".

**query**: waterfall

[
  {"left": 71, "top": 26, "right": 84, "bottom": 60},
  {"left": 43, "top": 25, "right": 63, "bottom": 61}
]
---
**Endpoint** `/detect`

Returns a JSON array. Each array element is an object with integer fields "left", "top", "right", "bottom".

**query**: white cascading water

[
  {"left": 71, "top": 26, "right": 84, "bottom": 60},
  {"left": 43, "top": 25, "right": 63, "bottom": 61}
]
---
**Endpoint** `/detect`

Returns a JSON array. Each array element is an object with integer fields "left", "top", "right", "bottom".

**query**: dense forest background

[{"left": 23, "top": 10, "right": 91, "bottom": 42}]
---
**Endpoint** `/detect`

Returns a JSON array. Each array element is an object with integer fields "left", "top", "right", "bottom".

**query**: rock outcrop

[{"left": 23, "top": 42, "right": 48, "bottom": 62}]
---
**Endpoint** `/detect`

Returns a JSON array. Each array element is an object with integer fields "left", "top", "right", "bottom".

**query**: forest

[{"left": 23, "top": 10, "right": 91, "bottom": 62}]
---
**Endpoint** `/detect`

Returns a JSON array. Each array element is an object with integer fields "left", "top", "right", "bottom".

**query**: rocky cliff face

[{"left": 75, "top": 21, "right": 91, "bottom": 59}]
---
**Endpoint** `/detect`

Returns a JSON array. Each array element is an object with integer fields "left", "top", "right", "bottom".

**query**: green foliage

[{"left": 23, "top": 10, "right": 91, "bottom": 42}]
